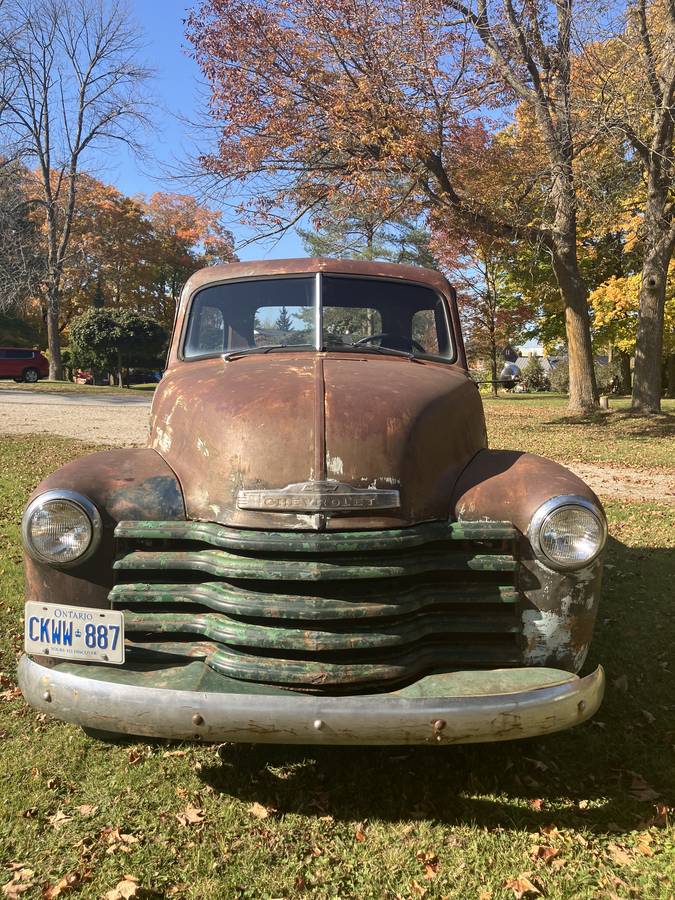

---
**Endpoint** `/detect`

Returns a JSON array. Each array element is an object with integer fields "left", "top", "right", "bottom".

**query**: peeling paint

[
  {"left": 522, "top": 609, "right": 572, "bottom": 665},
  {"left": 327, "top": 454, "right": 344, "bottom": 477}
]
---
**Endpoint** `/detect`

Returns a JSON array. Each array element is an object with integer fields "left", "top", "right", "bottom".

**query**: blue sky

[{"left": 97, "top": 0, "right": 304, "bottom": 261}]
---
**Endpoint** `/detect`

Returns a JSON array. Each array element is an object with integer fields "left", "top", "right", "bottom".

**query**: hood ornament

[{"left": 237, "top": 480, "right": 400, "bottom": 513}]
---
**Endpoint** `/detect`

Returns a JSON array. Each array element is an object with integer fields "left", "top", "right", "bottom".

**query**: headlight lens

[
  {"left": 530, "top": 497, "right": 606, "bottom": 569},
  {"left": 22, "top": 491, "right": 102, "bottom": 566}
]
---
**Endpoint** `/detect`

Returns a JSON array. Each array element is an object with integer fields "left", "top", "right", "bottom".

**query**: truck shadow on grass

[{"left": 198, "top": 538, "right": 674, "bottom": 833}]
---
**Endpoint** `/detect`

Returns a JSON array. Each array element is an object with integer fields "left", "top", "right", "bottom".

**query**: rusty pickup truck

[{"left": 19, "top": 259, "right": 606, "bottom": 745}]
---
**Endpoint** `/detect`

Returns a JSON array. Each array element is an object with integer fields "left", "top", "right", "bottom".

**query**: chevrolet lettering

[{"left": 19, "top": 258, "right": 606, "bottom": 745}]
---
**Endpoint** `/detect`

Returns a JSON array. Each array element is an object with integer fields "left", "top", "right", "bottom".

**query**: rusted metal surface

[
  {"left": 452, "top": 449, "right": 602, "bottom": 535},
  {"left": 24, "top": 449, "right": 185, "bottom": 612},
  {"left": 18, "top": 655, "right": 605, "bottom": 744},
  {"left": 150, "top": 258, "right": 480, "bottom": 530},
  {"left": 452, "top": 449, "right": 605, "bottom": 673},
  {"left": 149, "top": 354, "right": 486, "bottom": 530}
]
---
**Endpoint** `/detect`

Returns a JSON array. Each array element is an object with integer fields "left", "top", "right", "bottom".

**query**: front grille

[{"left": 110, "top": 519, "right": 523, "bottom": 694}]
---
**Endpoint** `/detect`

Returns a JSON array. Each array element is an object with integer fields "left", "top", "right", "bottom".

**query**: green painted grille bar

[
  {"left": 114, "top": 548, "right": 517, "bottom": 581},
  {"left": 114, "top": 518, "right": 518, "bottom": 552},
  {"left": 123, "top": 609, "right": 519, "bottom": 653},
  {"left": 110, "top": 582, "right": 519, "bottom": 620}
]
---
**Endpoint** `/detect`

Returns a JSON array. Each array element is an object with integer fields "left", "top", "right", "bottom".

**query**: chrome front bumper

[{"left": 19, "top": 655, "right": 605, "bottom": 745}]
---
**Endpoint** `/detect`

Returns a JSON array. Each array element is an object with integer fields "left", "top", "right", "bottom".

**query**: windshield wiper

[
  {"left": 223, "top": 343, "right": 312, "bottom": 362},
  {"left": 337, "top": 344, "right": 415, "bottom": 361}
]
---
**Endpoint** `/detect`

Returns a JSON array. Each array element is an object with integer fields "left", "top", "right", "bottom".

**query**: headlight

[
  {"left": 529, "top": 496, "right": 606, "bottom": 570},
  {"left": 22, "top": 490, "right": 102, "bottom": 567}
]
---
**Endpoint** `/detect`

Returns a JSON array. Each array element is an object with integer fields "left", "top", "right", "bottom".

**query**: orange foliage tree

[{"left": 186, "top": 0, "right": 607, "bottom": 412}]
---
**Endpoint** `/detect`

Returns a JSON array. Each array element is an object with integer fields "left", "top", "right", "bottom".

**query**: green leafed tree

[{"left": 69, "top": 308, "right": 167, "bottom": 386}]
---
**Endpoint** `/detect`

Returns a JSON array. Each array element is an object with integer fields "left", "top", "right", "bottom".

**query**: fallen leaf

[
  {"left": 249, "top": 802, "right": 270, "bottom": 820},
  {"left": 104, "top": 876, "right": 140, "bottom": 900},
  {"left": 528, "top": 799, "right": 544, "bottom": 811},
  {"left": 479, "top": 892, "right": 493, "bottom": 900},
  {"left": 642, "top": 803, "right": 671, "bottom": 828},
  {"left": 163, "top": 750, "right": 187, "bottom": 758},
  {"left": 354, "top": 822, "right": 366, "bottom": 842},
  {"left": 531, "top": 845, "right": 560, "bottom": 864},
  {"left": 43, "top": 872, "right": 80, "bottom": 898},
  {"left": 416, "top": 851, "right": 439, "bottom": 879},
  {"left": 577, "top": 799, "right": 590, "bottom": 810},
  {"left": 76, "top": 805, "right": 98, "bottom": 817},
  {"left": 127, "top": 750, "right": 142, "bottom": 765},
  {"left": 47, "top": 810, "right": 72, "bottom": 829},
  {"left": 1, "top": 869, "right": 35, "bottom": 899},
  {"left": 504, "top": 874, "right": 540, "bottom": 898},
  {"left": 176, "top": 804, "right": 205, "bottom": 826},
  {"left": 637, "top": 843, "right": 654, "bottom": 857},
  {"left": 607, "top": 843, "right": 633, "bottom": 867}
]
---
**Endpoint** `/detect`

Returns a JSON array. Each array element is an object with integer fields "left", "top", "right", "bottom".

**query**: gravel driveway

[
  {"left": 0, "top": 389, "right": 151, "bottom": 447},
  {"left": 1, "top": 389, "right": 672, "bottom": 503}
]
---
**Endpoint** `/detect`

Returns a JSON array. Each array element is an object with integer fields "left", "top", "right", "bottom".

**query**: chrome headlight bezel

[
  {"left": 22, "top": 490, "right": 102, "bottom": 568},
  {"left": 528, "top": 495, "right": 607, "bottom": 571}
]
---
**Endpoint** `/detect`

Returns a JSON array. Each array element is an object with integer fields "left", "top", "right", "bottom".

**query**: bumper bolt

[
  {"left": 313, "top": 719, "right": 324, "bottom": 731},
  {"left": 578, "top": 700, "right": 587, "bottom": 714},
  {"left": 42, "top": 691, "right": 51, "bottom": 703},
  {"left": 192, "top": 714, "right": 204, "bottom": 726}
]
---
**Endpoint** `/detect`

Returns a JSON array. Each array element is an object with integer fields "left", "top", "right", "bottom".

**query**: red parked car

[{"left": 0, "top": 347, "right": 49, "bottom": 383}]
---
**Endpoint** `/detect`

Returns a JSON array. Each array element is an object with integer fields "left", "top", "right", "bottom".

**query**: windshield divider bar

[{"left": 315, "top": 272, "right": 322, "bottom": 351}]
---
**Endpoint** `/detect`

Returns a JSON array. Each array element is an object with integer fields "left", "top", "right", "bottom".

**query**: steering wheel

[{"left": 354, "top": 333, "right": 426, "bottom": 354}]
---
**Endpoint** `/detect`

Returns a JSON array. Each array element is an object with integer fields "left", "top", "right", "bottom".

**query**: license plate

[{"left": 24, "top": 602, "right": 125, "bottom": 664}]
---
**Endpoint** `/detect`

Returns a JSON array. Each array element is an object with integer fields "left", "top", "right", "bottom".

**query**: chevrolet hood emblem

[{"left": 237, "top": 480, "right": 400, "bottom": 513}]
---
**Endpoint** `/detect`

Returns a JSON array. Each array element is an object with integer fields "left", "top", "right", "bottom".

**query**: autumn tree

[
  {"left": 186, "top": 0, "right": 611, "bottom": 412},
  {"left": 434, "top": 234, "right": 533, "bottom": 394},
  {"left": 0, "top": 0, "right": 151, "bottom": 378},
  {"left": 0, "top": 161, "right": 44, "bottom": 313},
  {"left": 581, "top": 0, "right": 675, "bottom": 413}
]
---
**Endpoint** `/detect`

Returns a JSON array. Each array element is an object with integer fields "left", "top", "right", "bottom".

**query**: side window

[
  {"left": 0, "top": 351, "right": 6, "bottom": 359},
  {"left": 412, "top": 309, "right": 439, "bottom": 354}
]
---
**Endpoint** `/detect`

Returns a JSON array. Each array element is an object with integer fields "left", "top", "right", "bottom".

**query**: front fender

[
  {"left": 24, "top": 449, "right": 185, "bottom": 611},
  {"left": 453, "top": 450, "right": 605, "bottom": 673}
]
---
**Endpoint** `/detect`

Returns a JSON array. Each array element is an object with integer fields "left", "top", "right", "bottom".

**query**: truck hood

[{"left": 149, "top": 353, "right": 486, "bottom": 529}]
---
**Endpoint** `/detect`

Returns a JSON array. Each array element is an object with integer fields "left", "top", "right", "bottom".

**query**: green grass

[
  {"left": 484, "top": 395, "right": 675, "bottom": 468},
  {"left": 0, "top": 381, "right": 156, "bottom": 394},
  {"left": 1, "top": 432, "right": 674, "bottom": 899}
]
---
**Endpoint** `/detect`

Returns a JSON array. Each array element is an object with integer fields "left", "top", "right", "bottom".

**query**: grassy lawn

[
  {"left": 1, "top": 428, "right": 674, "bottom": 899},
  {"left": 484, "top": 394, "right": 675, "bottom": 468},
  {"left": 0, "top": 381, "right": 156, "bottom": 394}
]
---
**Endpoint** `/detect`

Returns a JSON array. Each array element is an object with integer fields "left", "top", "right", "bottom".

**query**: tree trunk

[
  {"left": 490, "top": 342, "right": 498, "bottom": 397},
  {"left": 550, "top": 242, "right": 597, "bottom": 413},
  {"left": 117, "top": 350, "right": 124, "bottom": 388},
  {"left": 46, "top": 287, "right": 63, "bottom": 380},
  {"left": 619, "top": 351, "right": 632, "bottom": 394},
  {"left": 631, "top": 237, "right": 672, "bottom": 414}
]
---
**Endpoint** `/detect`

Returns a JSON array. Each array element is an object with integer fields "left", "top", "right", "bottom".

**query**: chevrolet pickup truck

[{"left": 19, "top": 259, "right": 606, "bottom": 744}]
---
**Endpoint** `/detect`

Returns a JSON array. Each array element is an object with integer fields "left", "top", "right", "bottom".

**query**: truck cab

[{"left": 19, "top": 259, "right": 606, "bottom": 744}]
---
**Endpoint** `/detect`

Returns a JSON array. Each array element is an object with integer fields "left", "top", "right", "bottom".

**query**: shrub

[{"left": 519, "top": 356, "right": 550, "bottom": 391}]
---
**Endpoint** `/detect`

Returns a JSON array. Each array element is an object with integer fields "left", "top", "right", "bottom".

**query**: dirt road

[{"left": 1, "top": 389, "right": 671, "bottom": 503}]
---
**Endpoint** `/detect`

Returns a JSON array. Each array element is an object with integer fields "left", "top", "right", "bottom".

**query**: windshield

[{"left": 183, "top": 274, "right": 453, "bottom": 361}]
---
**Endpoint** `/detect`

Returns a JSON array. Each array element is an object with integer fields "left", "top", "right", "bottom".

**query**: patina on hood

[{"left": 149, "top": 352, "right": 487, "bottom": 530}]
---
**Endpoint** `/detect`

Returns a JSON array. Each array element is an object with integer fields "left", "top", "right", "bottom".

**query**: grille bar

[
  {"left": 114, "top": 519, "right": 518, "bottom": 551},
  {"left": 113, "top": 548, "right": 517, "bottom": 581},
  {"left": 110, "top": 581, "right": 519, "bottom": 620}
]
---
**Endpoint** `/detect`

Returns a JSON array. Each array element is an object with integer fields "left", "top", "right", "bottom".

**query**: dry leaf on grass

[
  {"left": 176, "top": 804, "right": 205, "bottom": 826},
  {"left": 76, "top": 805, "right": 98, "bottom": 817},
  {"left": 47, "top": 811, "right": 72, "bottom": 829},
  {"left": 528, "top": 798, "right": 544, "bottom": 811},
  {"left": 504, "top": 874, "right": 540, "bottom": 898},
  {"left": 416, "top": 851, "right": 439, "bottom": 879},
  {"left": 607, "top": 843, "right": 634, "bottom": 867},
  {"left": 354, "top": 822, "right": 367, "bottom": 842},
  {"left": 42, "top": 872, "right": 81, "bottom": 899},
  {"left": 530, "top": 844, "right": 561, "bottom": 864},
  {"left": 104, "top": 876, "right": 140, "bottom": 900},
  {"left": 1, "top": 867, "right": 35, "bottom": 899},
  {"left": 249, "top": 802, "right": 272, "bottom": 820}
]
